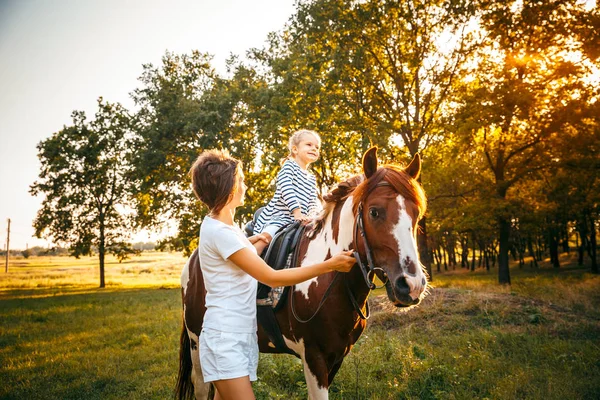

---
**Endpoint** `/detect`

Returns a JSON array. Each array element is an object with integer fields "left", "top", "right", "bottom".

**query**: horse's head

[{"left": 353, "top": 147, "right": 428, "bottom": 307}]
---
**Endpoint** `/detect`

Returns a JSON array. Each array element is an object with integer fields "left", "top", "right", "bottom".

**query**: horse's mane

[{"left": 312, "top": 164, "right": 427, "bottom": 234}]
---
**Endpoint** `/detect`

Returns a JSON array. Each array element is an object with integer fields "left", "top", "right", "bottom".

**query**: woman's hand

[{"left": 327, "top": 250, "right": 356, "bottom": 272}]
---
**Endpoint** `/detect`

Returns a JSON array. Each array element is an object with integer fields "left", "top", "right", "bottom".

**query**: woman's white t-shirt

[{"left": 199, "top": 216, "right": 258, "bottom": 333}]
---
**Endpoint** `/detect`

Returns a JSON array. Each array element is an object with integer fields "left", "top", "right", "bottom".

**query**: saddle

[
  {"left": 257, "top": 221, "right": 304, "bottom": 307},
  {"left": 244, "top": 207, "right": 304, "bottom": 356},
  {"left": 245, "top": 208, "right": 304, "bottom": 284}
]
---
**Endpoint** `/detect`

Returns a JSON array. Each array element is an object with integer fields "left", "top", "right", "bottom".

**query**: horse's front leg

[{"left": 302, "top": 348, "right": 331, "bottom": 400}]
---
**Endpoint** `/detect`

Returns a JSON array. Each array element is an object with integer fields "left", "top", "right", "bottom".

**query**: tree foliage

[
  {"left": 30, "top": 99, "right": 136, "bottom": 287},
  {"left": 453, "top": 0, "right": 599, "bottom": 283},
  {"left": 34, "top": 0, "right": 600, "bottom": 282}
]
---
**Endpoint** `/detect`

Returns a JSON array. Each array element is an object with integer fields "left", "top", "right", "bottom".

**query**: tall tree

[
  {"left": 253, "top": 0, "right": 479, "bottom": 277},
  {"left": 30, "top": 99, "right": 134, "bottom": 288},
  {"left": 455, "top": 0, "right": 599, "bottom": 283},
  {"left": 129, "top": 51, "right": 215, "bottom": 244},
  {"left": 129, "top": 52, "right": 269, "bottom": 253}
]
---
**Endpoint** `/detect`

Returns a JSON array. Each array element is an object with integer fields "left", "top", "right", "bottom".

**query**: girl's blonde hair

[{"left": 280, "top": 129, "right": 322, "bottom": 165}]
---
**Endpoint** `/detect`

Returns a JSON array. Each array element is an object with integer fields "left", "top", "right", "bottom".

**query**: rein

[{"left": 290, "top": 181, "right": 392, "bottom": 323}]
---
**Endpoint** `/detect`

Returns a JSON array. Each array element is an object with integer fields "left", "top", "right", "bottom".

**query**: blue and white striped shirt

[{"left": 253, "top": 159, "right": 321, "bottom": 234}]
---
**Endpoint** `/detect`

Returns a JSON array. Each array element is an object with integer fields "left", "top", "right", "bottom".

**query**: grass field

[{"left": 1, "top": 251, "right": 599, "bottom": 399}]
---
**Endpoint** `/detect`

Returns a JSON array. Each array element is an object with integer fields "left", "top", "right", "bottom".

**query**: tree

[
  {"left": 129, "top": 51, "right": 215, "bottom": 249},
  {"left": 545, "top": 97, "right": 600, "bottom": 272},
  {"left": 251, "top": 0, "right": 480, "bottom": 278},
  {"left": 455, "top": 0, "right": 598, "bottom": 284},
  {"left": 422, "top": 137, "right": 492, "bottom": 272},
  {"left": 30, "top": 99, "right": 135, "bottom": 288},
  {"left": 129, "top": 52, "right": 272, "bottom": 253}
]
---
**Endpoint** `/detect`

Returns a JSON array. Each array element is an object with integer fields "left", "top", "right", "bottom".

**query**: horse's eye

[{"left": 369, "top": 208, "right": 379, "bottom": 219}]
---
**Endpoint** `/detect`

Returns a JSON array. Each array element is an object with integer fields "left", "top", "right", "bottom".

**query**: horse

[{"left": 176, "top": 147, "right": 428, "bottom": 399}]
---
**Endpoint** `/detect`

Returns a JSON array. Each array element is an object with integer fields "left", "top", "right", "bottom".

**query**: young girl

[
  {"left": 253, "top": 129, "right": 322, "bottom": 254},
  {"left": 190, "top": 149, "right": 355, "bottom": 400}
]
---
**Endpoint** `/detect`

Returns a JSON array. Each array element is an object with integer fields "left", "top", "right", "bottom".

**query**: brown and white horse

[{"left": 176, "top": 147, "right": 428, "bottom": 399}]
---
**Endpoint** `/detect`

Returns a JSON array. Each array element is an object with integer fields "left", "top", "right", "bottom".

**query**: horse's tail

[{"left": 175, "top": 323, "right": 194, "bottom": 400}]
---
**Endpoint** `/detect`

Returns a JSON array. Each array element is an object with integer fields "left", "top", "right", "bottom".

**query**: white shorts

[
  {"left": 199, "top": 328, "right": 259, "bottom": 383},
  {"left": 262, "top": 224, "right": 281, "bottom": 238}
]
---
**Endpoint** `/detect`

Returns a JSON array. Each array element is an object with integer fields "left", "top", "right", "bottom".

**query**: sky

[{"left": 0, "top": 0, "right": 296, "bottom": 250}]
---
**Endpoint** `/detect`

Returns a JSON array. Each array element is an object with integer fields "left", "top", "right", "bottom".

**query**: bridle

[
  {"left": 341, "top": 181, "right": 392, "bottom": 320},
  {"left": 352, "top": 182, "right": 392, "bottom": 291},
  {"left": 291, "top": 180, "right": 393, "bottom": 323}
]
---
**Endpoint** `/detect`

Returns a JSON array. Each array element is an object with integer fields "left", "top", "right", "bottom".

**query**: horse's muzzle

[{"left": 386, "top": 277, "right": 421, "bottom": 307}]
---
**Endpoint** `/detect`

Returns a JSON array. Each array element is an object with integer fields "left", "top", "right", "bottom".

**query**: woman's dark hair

[{"left": 189, "top": 149, "right": 242, "bottom": 215}]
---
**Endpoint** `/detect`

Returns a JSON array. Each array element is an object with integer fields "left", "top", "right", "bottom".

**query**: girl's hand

[
  {"left": 292, "top": 208, "right": 311, "bottom": 222},
  {"left": 328, "top": 250, "right": 356, "bottom": 272},
  {"left": 249, "top": 234, "right": 270, "bottom": 245}
]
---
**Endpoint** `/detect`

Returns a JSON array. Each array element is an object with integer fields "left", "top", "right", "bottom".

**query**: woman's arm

[
  {"left": 248, "top": 233, "right": 270, "bottom": 251},
  {"left": 228, "top": 248, "right": 355, "bottom": 288}
]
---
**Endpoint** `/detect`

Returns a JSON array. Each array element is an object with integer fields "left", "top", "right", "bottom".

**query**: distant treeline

[
  {"left": 30, "top": 0, "right": 599, "bottom": 285},
  {"left": 1, "top": 242, "right": 156, "bottom": 258}
]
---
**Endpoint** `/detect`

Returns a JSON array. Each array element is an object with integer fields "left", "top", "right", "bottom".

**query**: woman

[{"left": 189, "top": 149, "right": 355, "bottom": 400}]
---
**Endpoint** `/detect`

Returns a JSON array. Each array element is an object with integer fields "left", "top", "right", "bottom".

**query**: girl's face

[
  {"left": 292, "top": 134, "right": 321, "bottom": 166},
  {"left": 229, "top": 168, "right": 247, "bottom": 208}
]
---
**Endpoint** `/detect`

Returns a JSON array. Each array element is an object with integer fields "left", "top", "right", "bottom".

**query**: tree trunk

[
  {"left": 498, "top": 216, "right": 511, "bottom": 285},
  {"left": 589, "top": 216, "right": 597, "bottom": 274},
  {"left": 471, "top": 233, "right": 476, "bottom": 271},
  {"left": 510, "top": 244, "right": 517, "bottom": 261},
  {"left": 99, "top": 217, "right": 106, "bottom": 288},
  {"left": 418, "top": 216, "right": 433, "bottom": 282},
  {"left": 549, "top": 226, "right": 560, "bottom": 269},
  {"left": 576, "top": 230, "right": 585, "bottom": 266},
  {"left": 461, "top": 236, "right": 468, "bottom": 269},
  {"left": 527, "top": 235, "right": 538, "bottom": 268},
  {"left": 578, "top": 215, "right": 590, "bottom": 267},
  {"left": 578, "top": 231, "right": 586, "bottom": 266},
  {"left": 448, "top": 235, "right": 457, "bottom": 268},
  {"left": 519, "top": 249, "right": 524, "bottom": 268},
  {"left": 562, "top": 226, "right": 570, "bottom": 254},
  {"left": 443, "top": 244, "right": 448, "bottom": 271}
]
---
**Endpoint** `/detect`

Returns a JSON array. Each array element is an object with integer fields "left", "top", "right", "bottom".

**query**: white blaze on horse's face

[{"left": 391, "top": 196, "right": 427, "bottom": 301}]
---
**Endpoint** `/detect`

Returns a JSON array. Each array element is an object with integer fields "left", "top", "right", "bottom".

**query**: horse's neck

[
  {"left": 303, "top": 196, "right": 370, "bottom": 297},
  {"left": 303, "top": 196, "right": 355, "bottom": 265}
]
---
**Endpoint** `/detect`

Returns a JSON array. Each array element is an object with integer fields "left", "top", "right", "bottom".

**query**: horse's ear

[
  {"left": 405, "top": 153, "right": 421, "bottom": 180},
  {"left": 363, "top": 146, "right": 378, "bottom": 179}
]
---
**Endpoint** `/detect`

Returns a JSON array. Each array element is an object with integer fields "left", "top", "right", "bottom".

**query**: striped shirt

[{"left": 253, "top": 159, "right": 321, "bottom": 235}]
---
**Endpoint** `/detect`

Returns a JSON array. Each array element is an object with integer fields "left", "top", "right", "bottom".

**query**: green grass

[
  {"left": 1, "top": 252, "right": 599, "bottom": 399},
  {"left": 1, "top": 287, "right": 181, "bottom": 399}
]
